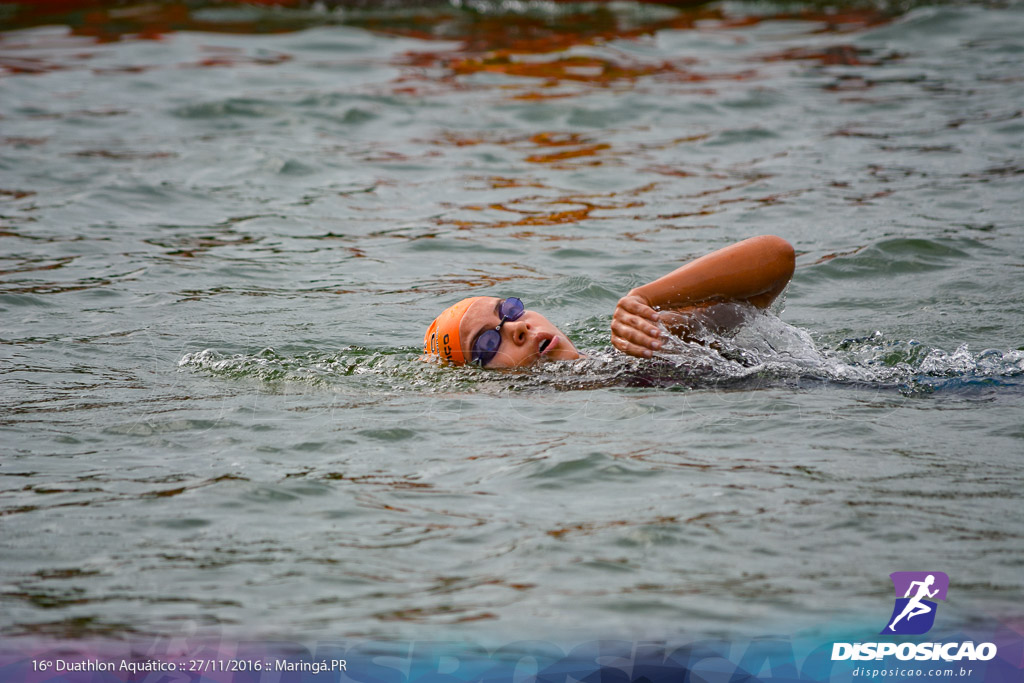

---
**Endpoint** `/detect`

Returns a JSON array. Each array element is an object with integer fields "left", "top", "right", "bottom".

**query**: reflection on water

[{"left": 2, "top": 0, "right": 1023, "bottom": 645}]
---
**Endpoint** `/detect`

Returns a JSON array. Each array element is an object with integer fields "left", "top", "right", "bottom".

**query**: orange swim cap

[{"left": 423, "top": 296, "right": 488, "bottom": 365}]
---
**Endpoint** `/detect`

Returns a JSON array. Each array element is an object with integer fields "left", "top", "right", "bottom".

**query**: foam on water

[{"left": 179, "top": 302, "right": 1024, "bottom": 396}]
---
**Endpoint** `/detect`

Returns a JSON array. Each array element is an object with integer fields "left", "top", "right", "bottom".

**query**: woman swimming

[{"left": 423, "top": 235, "right": 796, "bottom": 368}]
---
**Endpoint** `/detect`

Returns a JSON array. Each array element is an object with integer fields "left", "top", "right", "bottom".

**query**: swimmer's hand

[{"left": 611, "top": 292, "right": 662, "bottom": 358}]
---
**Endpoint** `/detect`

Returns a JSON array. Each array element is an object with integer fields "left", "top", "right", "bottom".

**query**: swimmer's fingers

[
  {"left": 611, "top": 332, "right": 654, "bottom": 359},
  {"left": 612, "top": 293, "right": 663, "bottom": 358},
  {"left": 613, "top": 298, "right": 662, "bottom": 343},
  {"left": 616, "top": 293, "right": 660, "bottom": 323},
  {"left": 611, "top": 312, "right": 662, "bottom": 344},
  {"left": 610, "top": 316, "right": 662, "bottom": 358}
]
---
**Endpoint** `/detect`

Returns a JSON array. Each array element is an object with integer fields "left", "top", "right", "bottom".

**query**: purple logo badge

[{"left": 881, "top": 572, "right": 949, "bottom": 635}]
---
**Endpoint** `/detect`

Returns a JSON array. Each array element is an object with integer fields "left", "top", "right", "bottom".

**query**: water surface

[{"left": 1, "top": 0, "right": 1022, "bottom": 645}]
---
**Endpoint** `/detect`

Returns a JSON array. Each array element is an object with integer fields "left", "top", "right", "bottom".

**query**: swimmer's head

[
  {"left": 423, "top": 296, "right": 484, "bottom": 365},
  {"left": 423, "top": 296, "right": 580, "bottom": 368}
]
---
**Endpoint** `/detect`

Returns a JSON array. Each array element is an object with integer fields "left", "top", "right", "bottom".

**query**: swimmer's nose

[{"left": 507, "top": 319, "right": 530, "bottom": 345}]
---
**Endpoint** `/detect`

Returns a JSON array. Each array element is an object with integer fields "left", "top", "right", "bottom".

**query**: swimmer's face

[{"left": 460, "top": 297, "right": 580, "bottom": 368}]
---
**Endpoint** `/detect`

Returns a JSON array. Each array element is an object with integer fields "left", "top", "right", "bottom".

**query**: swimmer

[{"left": 423, "top": 235, "right": 795, "bottom": 368}]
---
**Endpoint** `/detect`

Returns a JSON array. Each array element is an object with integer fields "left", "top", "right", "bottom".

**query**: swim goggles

[{"left": 470, "top": 297, "right": 524, "bottom": 366}]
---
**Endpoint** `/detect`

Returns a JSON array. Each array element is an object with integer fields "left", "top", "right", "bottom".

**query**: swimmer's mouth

[{"left": 538, "top": 335, "right": 558, "bottom": 356}]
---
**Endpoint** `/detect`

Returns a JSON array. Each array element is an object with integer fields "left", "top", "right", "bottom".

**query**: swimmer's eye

[{"left": 470, "top": 297, "right": 525, "bottom": 366}]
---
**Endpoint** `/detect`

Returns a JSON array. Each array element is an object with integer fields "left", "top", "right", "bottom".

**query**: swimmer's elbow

[
  {"left": 757, "top": 235, "right": 795, "bottom": 287},
  {"left": 761, "top": 235, "right": 795, "bottom": 271},
  {"left": 750, "top": 236, "right": 795, "bottom": 308}
]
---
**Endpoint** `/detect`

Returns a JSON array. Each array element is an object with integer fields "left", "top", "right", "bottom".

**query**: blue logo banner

[{"left": 0, "top": 629, "right": 1021, "bottom": 683}]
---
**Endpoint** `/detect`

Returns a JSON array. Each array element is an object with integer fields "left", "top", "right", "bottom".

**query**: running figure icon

[
  {"left": 881, "top": 571, "right": 949, "bottom": 635},
  {"left": 889, "top": 575, "right": 939, "bottom": 631}
]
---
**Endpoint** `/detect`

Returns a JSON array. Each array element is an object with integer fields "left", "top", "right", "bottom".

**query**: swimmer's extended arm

[{"left": 611, "top": 235, "right": 795, "bottom": 358}]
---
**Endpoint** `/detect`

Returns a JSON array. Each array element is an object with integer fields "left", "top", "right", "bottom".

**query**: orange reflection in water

[
  {"left": 0, "top": 0, "right": 899, "bottom": 93},
  {"left": 1, "top": 1, "right": 900, "bottom": 243},
  {"left": 2, "top": 1, "right": 896, "bottom": 50}
]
